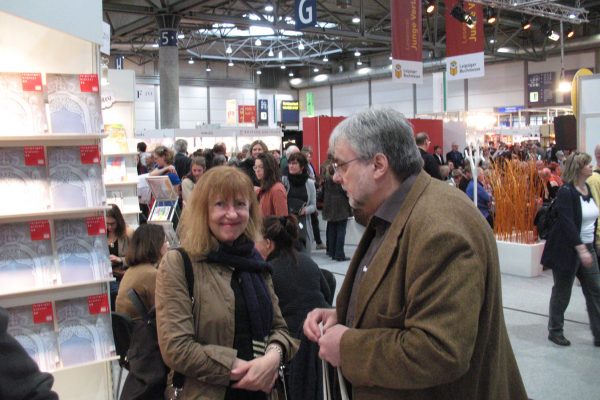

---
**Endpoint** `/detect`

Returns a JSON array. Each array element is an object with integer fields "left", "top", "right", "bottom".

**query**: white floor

[{"left": 313, "top": 233, "right": 600, "bottom": 400}]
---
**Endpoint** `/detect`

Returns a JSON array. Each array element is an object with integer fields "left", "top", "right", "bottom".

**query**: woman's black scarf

[
  {"left": 288, "top": 170, "right": 309, "bottom": 187},
  {"left": 206, "top": 237, "right": 274, "bottom": 341}
]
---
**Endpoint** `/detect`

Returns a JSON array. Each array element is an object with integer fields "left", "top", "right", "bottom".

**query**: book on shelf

[
  {"left": 46, "top": 73, "right": 103, "bottom": 135},
  {"left": 6, "top": 303, "right": 60, "bottom": 372},
  {"left": 48, "top": 146, "right": 105, "bottom": 209},
  {"left": 104, "top": 155, "right": 127, "bottom": 183},
  {"left": 146, "top": 175, "right": 179, "bottom": 200},
  {"left": 0, "top": 72, "right": 48, "bottom": 136},
  {"left": 103, "top": 124, "right": 130, "bottom": 153},
  {"left": 54, "top": 217, "right": 112, "bottom": 284},
  {"left": 0, "top": 146, "right": 51, "bottom": 213},
  {"left": 55, "top": 294, "right": 115, "bottom": 367},
  {"left": 0, "top": 220, "right": 57, "bottom": 295}
]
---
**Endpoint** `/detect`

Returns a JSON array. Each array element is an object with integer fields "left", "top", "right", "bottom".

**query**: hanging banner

[
  {"left": 445, "top": 0, "right": 484, "bottom": 81},
  {"left": 391, "top": 0, "right": 423, "bottom": 84},
  {"left": 238, "top": 105, "right": 257, "bottom": 124},
  {"left": 295, "top": 0, "right": 317, "bottom": 30},
  {"left": 306, "top": 92, "right": 314, "bottom": 116},
  {"left": 226, "top": 99, "right": 238, "bottom": 125}
]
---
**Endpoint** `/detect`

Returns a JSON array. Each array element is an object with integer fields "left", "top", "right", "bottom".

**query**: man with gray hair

[
  {"left": 173, "top": 138, "right": 191, "bottom": 179},
  {"left": 304, "top": 108, "right": 527, "bottom": 400}
]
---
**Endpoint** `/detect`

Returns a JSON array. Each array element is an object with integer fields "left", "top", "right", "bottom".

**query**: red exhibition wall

[{"left": 302, "top": 116, "right": 444, "bottom": 173}]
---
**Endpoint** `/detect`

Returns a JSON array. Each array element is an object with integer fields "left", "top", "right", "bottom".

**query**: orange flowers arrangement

[{"left": 488, "top": 160, "right": 543, "bottom": 244}]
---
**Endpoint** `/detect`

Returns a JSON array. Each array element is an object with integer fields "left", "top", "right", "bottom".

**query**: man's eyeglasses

[{"left": 332, "top": 158, "right": 361, "bottom": 174}]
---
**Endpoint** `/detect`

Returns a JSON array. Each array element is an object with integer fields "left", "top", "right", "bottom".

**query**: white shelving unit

[{"left": 0, "top": 3, "right": 115, "bottom": 399}]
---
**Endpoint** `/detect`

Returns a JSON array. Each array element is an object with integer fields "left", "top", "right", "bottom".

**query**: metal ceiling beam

[{"left": 469, "top": 0, "right": 589, "bottom": 23}]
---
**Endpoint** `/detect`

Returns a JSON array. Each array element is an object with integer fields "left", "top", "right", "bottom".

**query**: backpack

[
  {"left": 534, "top": 199, "right": 558, "bottom": 240},
  {"left": 120, "top": 248, "right": 194, "bottom": 400}
]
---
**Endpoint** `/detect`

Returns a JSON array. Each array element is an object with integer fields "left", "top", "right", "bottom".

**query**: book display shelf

[{"left": 0, "top": 4, "right": 116, "bottom": 399}]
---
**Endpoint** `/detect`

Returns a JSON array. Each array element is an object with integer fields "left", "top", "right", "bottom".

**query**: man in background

[
  {"left": 173, "top": 138, "right": 192, "bottom": 179},
  {"left": 446, "top": 142, "right": 464, "bottom": 168},
  {"left": 415, "top": 132, "right": 442, "bottom": 180},
  {"left": 433, "top": 145, "right": 445, "bottom": 166}
]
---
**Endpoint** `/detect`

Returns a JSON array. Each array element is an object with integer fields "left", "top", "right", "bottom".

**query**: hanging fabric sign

[
  {"left": 445, "top": 0, "right": 485, "bottom": 81},
  {"left": 391, "top": 0, "right": 423, "bottom": 84}
]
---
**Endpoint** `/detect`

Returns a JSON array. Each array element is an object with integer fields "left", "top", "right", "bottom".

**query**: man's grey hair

[
  {"left": 285, "top": 145, "right": 300, "bottom": 159},
  {"left": 329, "top": 108, "right": 423, "bottom": 181},
  {"left": 174, "top": 138, "right": 188, "bottom": 153}
]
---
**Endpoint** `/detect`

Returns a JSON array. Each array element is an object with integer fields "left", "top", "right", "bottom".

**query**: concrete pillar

[{"left": 157, "top": 14, "right": 180, "bottom": 129}]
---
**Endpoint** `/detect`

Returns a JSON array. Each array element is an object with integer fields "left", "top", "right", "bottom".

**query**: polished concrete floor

[{"left": 314, "top": 221, "right": 600, "bottom": 400}]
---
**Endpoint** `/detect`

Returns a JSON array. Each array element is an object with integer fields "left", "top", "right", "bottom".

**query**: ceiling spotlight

[
  {"left": 313, "top": 67, "right": 319, "bottom": 73},
  {"left": 256, "top": 70, "right": 262, "bottom": 75},
  {"left": 568, "top": 12, "right": 576, "bottom": 19},
  {"left": 489, "top": 39, "right": 496, "bottom": 44},
  {"left": 352, "top": 14, "right": 360, "bottom": 24},
  {"left": 426, "top": 0, "right": 436, "bottom": 14},
  {"left": 206, "top": 65, "right": 212, "bottom": 72},
  {"left": 228, "top": 61, "right": 234, "bottom": 67},
  {"left": 354, "top": 50, "right": 361, "bottom": 57},
  {"left": 485, "top": 7, "right": 496, "bottom": 24},
  {"left": 542, "top": 23, "right": 559, "bottom": 41},
  {"left": 357, "top": 60, "right": 363, "bottom": 66},
  {"left": 265, "top": 4, "right": 274, "bottom": 12},
  {"left": 178, "top": 33, "right": 185, "bottom": 39},
  {"left": 521, "top": 17, "right": 531, "bottom": 30},
  {"left": 255, "top": 38, "right": 262, "bottom": 46},
  {"left": 298, "top": 42, "right": 305, "bottom": 50},
  {"left": 226, "top": 45, "right": 232, "bottom": 54},
  {"left": 268, "top": 49, "right": 274, "bottom": 57},
  {"left": 280, "top": 65, "right": 286, "bottom": 70},
  {"left": 188, "top": 58, "right": 194, "bottom": 64},
  {"left": 567, "top": 26, "right": 575, "bottom": 38},
  {"left": 323, "top": 55, "right": 329, "bottom": 62},
  {"left": 288, "top": 71, "right": 294, "bottom": 77},
  {"left": 451, "top": 5, "right": 476, "bottom": 28}
]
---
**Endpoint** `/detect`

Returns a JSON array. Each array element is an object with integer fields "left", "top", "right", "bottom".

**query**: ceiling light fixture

[
  {"left": 226, "top": 45, "right": 232, "bottom": 54},
  {"left": 268, "top": 49, "right": 274, "bottom": 57},
  {"left": 255, "top": 38, "right": 262, "bottom": 46},
  {"left": 323, "top": 55, "right": 329, "bottom": 62},
  {"left": 152, "top": 43, "right": 159, "bottom": 48},
  {"left": 426, "top": 0, "right": 436, "bottom": 14},
  {"left": 206, "top": 64, "right": 212, "bottom": 72},
  {"left": 354, "top": 50, "right": 361, "bottom": 57},
  {"left": 280, "top": 65, "right": 286, "bottom": 69},
  {"left": 178, "top": 33, "right": 185, "bottom": 39},
  {"left": 188, "top": 58, "right": 194, "bottom": 64},
  {"left": 489, "top": 39, "right": 496, "bottom": 44},
  {"left": 265, "top": 4, "right": 274, "bottom": 12},
  {"left": 542, "top": 23, "right": 560, "bottom": 41},
  {"left": 352, "top": 14, "right": 360, "bottom": 24},
  {"left": 451, "top": 4, "right": 476, "bottom": 28},
  {"left": 289, "top": 71, "right": 294, "bottom": 77},
  {"left": 357, "top": 60, "right": 363, "bottom": 66},
  {"left": 228, "top": 60, "right": 234, "bottom": 67},
  {"left": 566, "top": 26, "right": 575, "bottom": 39},
  {"left": 313, "top": 67, "right": 319, "bottom": 73},
  {"left": 278, "top": 51, "right": 283, "bottom": 59},
  {"left": 485, "top": 7, "right": 497, "bottom": 24},
  {"left": 521, "top": 17, "right": 531, "bottom": 30},
  {"left": 298, "top": 42, "right": 305, "bottom": 50},
  {"left": 256, "top": 70, "right": 262, "bottom": 75}
]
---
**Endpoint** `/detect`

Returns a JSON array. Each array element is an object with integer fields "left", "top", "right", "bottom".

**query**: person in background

[
  {"left": 449, "top": 168, "right": 462, "bottom": 187},
  {"left": 116, "top": 224, "right": 168, "bottom": 319},
  {"left": 540, "top": 167, "right": 559, "bottom": 203},
  {"left": 302, "top": 146, "right": 326, "bottom": 251},
  {"left": 255, "top": 152, "right": 288, "bottom": 217},
  {"left": 281, "top": 145, "right": 300, "bottom": 176},
  {"left": 213, "top": 153, "right": 227, "bottom": 167},
  {"left": 107, "top": 204, "right": 134, "bottom": 310},
  {"left": 174, "top": 138, "right": 192, "bottom": 179},
  {"left": 155, "top": 166, "right": 297, "bottom": 399},
  {"left": 213, "top": 142, "right": 227, "bottom": 158},
  {"left": 322, "top": 160, "right": 352, "bottom": 261},
  {"left": 466, "top": 167, "right": 494, "bottom": 228},
  {"left": 240, "top": 140, "right": 268, "bottom": 187},
  {"left": 150, "top": 145, "right": 177, "bottom": 177},
  {"left": 0, "top": 307, "right": 58, "bottom": 400},
  {"left": 542, "top": 152, "right": 600, "bottom": 347},
  {"left": 556, "top": 150, "right": 566, "bottom": 169},
  {"left": 459, "top": 163, "right": 472, "bottom": 192},
  {"left": 586, "top": 144, "right": 600, "bottom": 261},
  {"left": 439, "top": 164, "right": 451, "bottom": 183},
  {"left": 433, "top": 145, "right": 444, "bottom": 165},
  {"left": 415, "top": 132, "right": 442, "bottom": 180},
  {"left": 282, "top": 152, "right": 317, "bottom": 252},
  {"left": 271, "top": 149, "right": 281, "bottom": 166},
  {"left": 303, "top": 107, "right": 527, "bottom": 399},
  {"left": 446, "top": 142, "right": 464, "bottom": 168},
  {"left": 182, "top": 156, "right": 206, "bottom": 207},
  {"left": 137, "top": 141, "right": 148, "bottom": 175}
]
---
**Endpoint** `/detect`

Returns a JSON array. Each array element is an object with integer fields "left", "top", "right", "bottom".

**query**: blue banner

[{"left": 295, "top": 0, "right": 317, "bottom": 30}]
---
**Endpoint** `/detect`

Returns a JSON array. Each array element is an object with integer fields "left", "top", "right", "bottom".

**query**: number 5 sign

[
  {"left": 295, "top": 0, "right": 317, "bottom": 30},
  {"left": 159, "top": 29, "right": 177, "bottom": 47}
]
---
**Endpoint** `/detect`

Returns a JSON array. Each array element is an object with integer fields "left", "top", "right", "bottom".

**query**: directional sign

[{"left": 295, "top": 0, "right": 317, "bottom": 30}]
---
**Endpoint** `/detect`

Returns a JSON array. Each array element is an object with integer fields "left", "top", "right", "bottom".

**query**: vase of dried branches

[{"left": 488, "top": 160, "right": 544, "bottom": 277}]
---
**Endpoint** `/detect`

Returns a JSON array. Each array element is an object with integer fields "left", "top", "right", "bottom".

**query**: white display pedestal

[{"left": 496, "top": 240, "right": 545, "bottom": 277}]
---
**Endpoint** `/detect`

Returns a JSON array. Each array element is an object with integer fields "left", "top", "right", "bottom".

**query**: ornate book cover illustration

[
  {"left": 55, "top": 218, "right": 111, "bottom": 284},
  {"left": 0, "top": 221, "right": 56, "bottom": 295},
  {"left": 48, "top": 146, "right": 105, "bottom": 209},
  {"left": 0, "top": 72, "right": 48, "bottom": 136},
  {"left": 46, "top": 74, "right": 103, "bottom": 134},
  {"left": 0, "top": 147, "right": 51, "bottom": 213},
  {"left": 55, "top": 294, "right": 115, "bottom": 367}
]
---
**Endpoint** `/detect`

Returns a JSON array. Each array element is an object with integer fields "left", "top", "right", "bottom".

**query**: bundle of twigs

[{"left": 488, "top": 160, "right": 543, "bottom": 244}]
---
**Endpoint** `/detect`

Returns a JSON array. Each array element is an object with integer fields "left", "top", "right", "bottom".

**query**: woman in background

[
  {"left": 156, "top": 166, "right": 297, "bottom": 399},
  {"left": 115, "top": 224, "right": 168, "bottom": 319},
  {"left": 542, "top": 152, "right": 600, "bottom": 347},
  {"left": 182, "top": 156, "right": 206, "bottom": 207},
  {"left": 106, "top": 204, "right": 134, "bottom": 310},
  {"left": 150, "top": 145, "right": 177, "bottom": 177},
  {"left": 255, "top": 152, "right": 288, "bottom": 217}
]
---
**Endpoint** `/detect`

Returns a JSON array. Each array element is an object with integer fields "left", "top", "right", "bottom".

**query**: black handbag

[
  {"left": 120, "top": 290, "right": 167, "bottom": 400},
  {"left": 287, "top": 198, "right": 306, "bottom": 215}
]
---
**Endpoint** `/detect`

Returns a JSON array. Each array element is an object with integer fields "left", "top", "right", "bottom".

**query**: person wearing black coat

[
  {"left": 0, "top": 307, "right": 58, "bottom": 400},
  {"left": 446, "top": 142, "right": 465, "bottom": 168},
  {"left": 415, "top": 132, "right": 442, "bottom": 180},
  {"left": 541, "top": 152, "right": 600, "bottom": 347},
  {"left": 321, "top": 160, "right": 352, "bottom": 261}
]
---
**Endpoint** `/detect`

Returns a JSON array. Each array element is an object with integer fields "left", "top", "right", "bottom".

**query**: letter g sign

[{"left": 295, "top": 0, "right": 317, "bottom": 29}]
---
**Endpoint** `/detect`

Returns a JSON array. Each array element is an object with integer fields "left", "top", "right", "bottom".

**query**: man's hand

[
  {"left": 231, "top": 352, "right": 280, "bottom": 393},
  {"left": 318, "top": 324, "right": 349, "bottom": 367},
  {"left": 303, "top": 308, "right": 337, "bottom": 342}
]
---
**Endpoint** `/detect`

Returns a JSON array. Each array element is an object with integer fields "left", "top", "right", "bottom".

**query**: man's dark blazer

[{"left": 419, "top": 148, "right": 442, "bottom": 180}]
